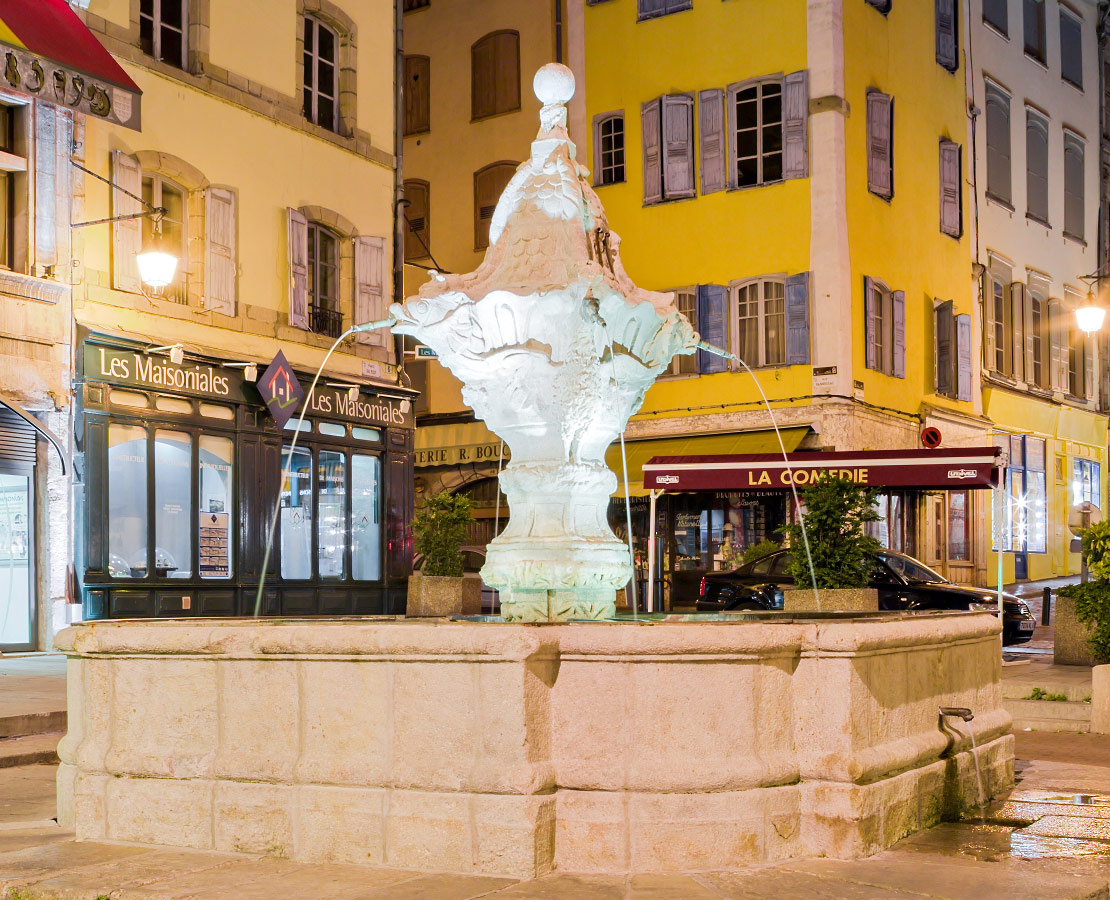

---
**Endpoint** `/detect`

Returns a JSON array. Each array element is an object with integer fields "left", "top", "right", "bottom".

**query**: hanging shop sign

[
  {"left": 304, "top": 386, "right": 413, "bottom": 429},
  {"left": 259, "top": 351, "right": 305, "bottom": 429}
]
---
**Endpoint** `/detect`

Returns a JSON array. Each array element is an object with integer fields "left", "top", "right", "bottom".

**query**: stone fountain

[
  {"left": 54, "top": 65, "right": 1015, "bottom": 881},
  {"left": 392, "top": 64, "right": 697, "bottom": 622}
]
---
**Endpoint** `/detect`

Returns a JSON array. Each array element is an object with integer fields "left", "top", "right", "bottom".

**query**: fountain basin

[{"left": 54, "top": 611, "right": 1012, "bottom": 877}]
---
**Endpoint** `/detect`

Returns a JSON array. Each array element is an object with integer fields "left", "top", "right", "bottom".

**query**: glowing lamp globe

[
  {"left": 136, "top": 236, "right": 179, "bottom": 289},
  {"left": 1075, "top": 302, "right": 1106, "bottom": 334}
]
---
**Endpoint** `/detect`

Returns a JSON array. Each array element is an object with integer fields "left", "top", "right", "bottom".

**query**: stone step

[
  {"left": 0, "top": 710, "right": 66, "bottom": 740},
  {"left": 1005, "top": 698, "right": 1092, "bottom": 733},
  {"left": 0, "top": 732, "right": 61, "bottom": 768},
  {"left": 1001, "top": 681, "right": 1091, "bottom": 702}
]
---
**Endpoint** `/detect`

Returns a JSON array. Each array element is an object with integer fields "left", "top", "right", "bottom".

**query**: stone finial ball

[{"left": 534, "top": 63, "right": 575, "bottom": 106}]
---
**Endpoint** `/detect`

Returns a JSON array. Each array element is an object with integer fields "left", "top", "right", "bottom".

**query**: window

[
  {"left": 594, "top": 113, "right": 625, "bottom": 186},
  {"left": 732, "top": 81, "right": 782, "bottom": 188},
  {"left": 947, "top": 491, "right": 970, "bottom": 561},
  {"left": 471, "top": 31, "right": 520, "bottom": 121},
  {"left": 637, "top": 0, "right": 692, "bottom": 21},
  {"left": 939, "top": 139, "right": 962, "bottom": 237},
  {"left": 303, "top": 15, "right": 338, "bottom": 132},
  {"left": 668, "top": 288, "right": 697, "bottom": 375},
  {"left": 988, "top": 274, "right": 1012, "bottom": 375},
  {"left": 731, "top": 279, "right": 785, "bottom": 368},
  {"left": 402, "top": 179, "right": 430, "bottom": 260},
  {"left": 866, "top": 90, "right": 893, "bottom": 199},
  {"left": 0, "top": 104, "right": 20, "bottom": 270},
  {"left": 140, "top": 0, "right": 186, "bottom": 69},
  {"left": 936, "top": 0, "right": 958, "bottom": 72},
  {"left": 934, "top": 301, "right": 972, "bottom": 400},
  {"left": 1025, "top": 110, "right": 1049, "bottom": 223},
  {"left": 983, "top": 0, "right": 1008, "bottom": 35},
  {"left": 280, "top": 446, "right": 312, "bottom": 580},
  {"left": 864, "top": 277, "right": 904, "bottom": 377},
  {"left": 1060, "top": 7, "right": 1083, "bottom": 88},
  {"left": 155, "top": 430, "right": 192, "bottom": 579},
  {"left": 307, "top": 222, "right": 340, "bottom": 337},
  {"left": 318, "top": 450, "right": 346, "bottom": 578},
  {"left": 1069, "top": 318, "right": 1087, "bottom": 396},
  {"left": 1024, "top": 0, "right": 1046, "bottom": 63},
  {"left": 1025, "top": 438, "right": 1047, "bottom": 552},
  {"left": 141, "top": 173, "right": 187, "bottom": 303},
  {"left": 984, "top": 82, "right": 1011, "bottom": 205},
  {"left": 403, "top": 0, "right": 429, "bottom": 9},
  {"left": 351, "top": 454, "right": 381, "bottom": 580},
  {"left": 199, "top": 435, "right": 233, "bottom": 579},
  {"left": 108, "top": 424, "right": 148, "bottom": 579},
  {"left": 1030, "top": 289, "right": 1047, "bottom": 387},
  {"left": 474, "top": 162, "right": 516, "bottom": 250},
  {"left": 642, "top": 95, "right": 695, "bottom": 202},
  {"left": 866, "top": 0, "right": 892, "bottom": 12},
  {"left": 404, "top": 55, "right": 430, "bottom": 135},
  {"left": 1063, "top": 131, "right": 1085, "bottom": 240},
  {"left": 1073, "top": 458, "right": 1100, "bottom": 506}
]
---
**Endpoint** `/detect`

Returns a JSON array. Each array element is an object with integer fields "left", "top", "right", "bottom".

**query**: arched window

[
  {"left": 402, "top": 179, "right": 430, "bottom": 260},
  {"left": 471, "top": 31, "right": 520, "bottom": 121},
  {"left": 473, "top": 162, "right": 516, "bottom": 251},
  {"left": 593, "top": 113, "right": 625, "bottom": 186},
  {"left": 307, "top": 221, "right": 340, "bottom": 336},
  {"left": 303, "top": 14, "right": 339, "bottom": 131}
]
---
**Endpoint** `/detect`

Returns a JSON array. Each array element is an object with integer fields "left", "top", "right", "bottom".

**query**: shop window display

[
  {"left": 281, "top": 446, "right": 313, "bottom": 579},
  {"left": 199, "top": 435, "right": 233, "bottom": 578},
  {"left": 154, "top": 430, "right": 192, "bottom": 578},
  {"left": 317, "top": 450, "right": 347, "bottom": 578},
  {"left": 352, "top": 454, "right": 381, "bottom": 580},
  {"left": 108, "top": 424, "right": 149, "bottom": 578}
]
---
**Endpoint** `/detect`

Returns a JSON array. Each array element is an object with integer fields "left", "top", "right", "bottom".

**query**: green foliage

[
  {"left": 1057, "top": 579, "right": 1110, "bottom": 664},
  {"left": 740, "top": 539, "right": 781, "bottom": 567},
  {"left": 1026, "top": 687, "right": 1068, "bottom": 702},
  {"left": 412, "top": 491, "right": 473, "bottom": 577},
  {"left": 780, "top": 477, "right": 881, "bottom": 590},
  {"left": 1081, "top": 519, "right": 1110, "bottom": 581}
]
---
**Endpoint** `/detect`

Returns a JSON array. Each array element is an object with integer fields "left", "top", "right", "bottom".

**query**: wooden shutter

[
  {"left": 111, "top": 150, "right": 142, "bottom": 292},
  {"left": 935, "top": 300, "right": 954, "bottom": 396},
  {"left": 642, "top": 98, "right": 662, "bottom": 203},
  {"left": 935, "top": 0, "right": 958, "bottom": 71},
  {"left": 287, "top": 207, "right": 309, "bottom": 330},
  {"left": 661, "top": 94, "right": 694, "bottom": 200},
  {"left": 1049, "top": 298, "right": 1068, "bottom": 391},
  {"left": 696, "top": 284, "right": 728, "bottom": 374},
  {"left": 865, "top": 276, "right": 878, "bottom": 370},
  {"left": 402, "top": 179, "right": 429, "bottom": 260},
  {"left": 1009, "top": 282, "right": 1025, "bottom": 382},
  {"left": 982, "top": 272, "right": 997, "bottom": 372},
  {"left": 866, "top": 90, "right": 893, "bottom": 199},
  {"left": 956, "top": 313, "right": 973, "bottom": 401},
  {"left": 35, "top": 104, "right": 72, "bottom": 270},
  {"left": 493, "top": 31, "right": 521, "bottom": 116},
  {"left": 471, "top": 36, "right": 495, "bottom": 119},
  {"left": 1085, "top": 334, "right": 1096, "bottom": 401},
  {"left": 939, "top": 140, "right": 961, "bottom": 237},
  {"left": 205, "top": 187, "right": 236, "bottom": 316},
  {"left": 785, "top": 272, "right": 811, "bottom": 366},
  {"left": 355, "top": 236, "right": 387, "bottom": 346},
  {"left": 783, "top": 70, "right": 809, "bottom": 180},
  {"left": 1023, "top": 288, "right": 1036, "bottom": 383},
  {"left": 892, "top": 289, "right": 905, "bottom": 378},
  {"left": 985, "top": 85, "right": 1011, "bottom": 204},
  {"left": 403, "top": 55, "right": 430, "bottom": 135},
  {"left": 698, "top": 89, "right": 725, "bottom": 194},
  {"left": 474, "top": 162, "right": 514, "bottom": 250}
]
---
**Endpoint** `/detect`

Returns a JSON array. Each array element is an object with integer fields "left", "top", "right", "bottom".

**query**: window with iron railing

[{"left": 307, "top": 222, "right": 341, "bottom": 337}]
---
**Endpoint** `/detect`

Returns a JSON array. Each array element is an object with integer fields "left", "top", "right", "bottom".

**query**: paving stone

[
  {"left": 627, "top": 873, "right": 733, "bottom": 899},
  {"left": 1020, "top": 815, "right": 1110, "bottom": 842},
  {"left": 0, "top": 824, "right": 70, "bottom": 855},
  {"left": 477, "top": 874, "right": 624, "bottom": 899},
  {"left": 0, "top": 839, "right": 153, "bottom": 885},
  {"left": 0, "top": 765, "right": 61, "bottom": 824},
  {"left": 27, "top": 847, "right": 243, "bottom": 897},
  {"left": 350, "top": 873, "right": 519, "bottom": 899},
  {"left": 697, "top": 869, "right": 933, "bottom": 900}
]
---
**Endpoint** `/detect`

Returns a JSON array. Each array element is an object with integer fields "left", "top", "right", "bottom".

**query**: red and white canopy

[{"left": 643, "top": 446, "right": 1003, "bottom": 493}]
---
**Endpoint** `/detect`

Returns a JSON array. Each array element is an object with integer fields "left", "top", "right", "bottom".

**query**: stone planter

[
  {"left": 1053, "top": 594, "right": 1098, "bottom": 666},
  {"left": 406, "top": 574, "right": 475, "bottom": 617},
  {"left": 784, "top": 588, "right": 879, "bottom": 612}
]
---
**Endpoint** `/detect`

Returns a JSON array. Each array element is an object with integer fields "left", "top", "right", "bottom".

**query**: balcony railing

[{"left": 309, "top": 303, "right": 342, "bottom": 338}]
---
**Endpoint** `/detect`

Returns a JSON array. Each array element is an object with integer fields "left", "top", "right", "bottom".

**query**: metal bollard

[{"left": 1042, "top": 586, "right": 1052, "bottom": 626}]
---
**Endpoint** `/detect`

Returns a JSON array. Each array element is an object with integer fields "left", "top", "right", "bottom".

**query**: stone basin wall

[{"left": 55, "top": 613, "right": 1013, "bottom": 878}]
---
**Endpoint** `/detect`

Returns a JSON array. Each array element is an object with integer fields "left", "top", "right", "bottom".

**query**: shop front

[
  {"left": 637, "top": 447, "right": 1002, "bottom": 610},
  {"left": 76, "top": 335, "right": 416, "bottom": 619}
]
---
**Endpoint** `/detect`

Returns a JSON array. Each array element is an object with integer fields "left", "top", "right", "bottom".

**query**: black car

[{"left": 696, "top": 548, "right": 1037, "bottom": 645}]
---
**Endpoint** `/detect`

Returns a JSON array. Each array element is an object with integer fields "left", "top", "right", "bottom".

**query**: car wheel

[{"left": 726, "top": 601, "right": 764, "bottom": 612}]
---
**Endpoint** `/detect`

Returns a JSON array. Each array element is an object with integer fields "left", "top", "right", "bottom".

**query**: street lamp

[
  {"left": 1077, "top": 276, "right": 1107, "bottom": 334},
  {"left": 135, "top": 230, "right": 179, "bottom": 289}
]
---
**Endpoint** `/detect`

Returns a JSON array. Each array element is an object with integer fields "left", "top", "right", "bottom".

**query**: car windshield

[{"left": 877, "top": 552, "right": 947, "bottom": 584}]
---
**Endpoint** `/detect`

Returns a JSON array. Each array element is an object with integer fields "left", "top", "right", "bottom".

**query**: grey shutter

[
  {"left": 785, "top": 272, "right": 810, "bottom": 365},
  {"left": 783, "top": 70, "right": 809, "bottom": 180},
  {"left": 1064, "top": 134, "right": 1084, "bottom": 239},
  {"left": 892, "top": 289, "right": 905, "bottom": 378},
  {"left": 956, "top": 313, "right": 973, "bottom": 401},
  {"left": 661, "top": 94, "right": 695, "bottom": 200},
  {"left": 287, "top": 207, "right": 309, "bottom": 330},
  {"left": 1060, "top": 9, "right": 1083, "bottom": 88},
  {"left": 696, "top": 284, "right": 728, "bottom": 374},
  {"left": 985, "top": 85, "right": 1011, "bottom": 204},
  {"left": 939, "top": 140, "right": 961, "bottom": 237},
  {"left": 1026, "top": 114, "right": 1049, "bottom": 223},
  {"left": 935, "top": 0, "right": 958, "bottom": 71},
  {"left": 698, "top": 89, "right": 725, "bottom": 194},
  {"left": 865, "top": 276, "right": 878, "bottom": 370},
  {"left": 642, "top": 98, "right": 662, "bottom": 203},
  {"left": 1049, "top": 298, "right": 1068, "bottom": 390},
  {"left": 935, "top": 300, "right": 954, "bottom": 396},
  {"left": 35, "top": 104, "right": 72, "bottom": 271},
  {"left": 354, "top": 236, "right": 387, "bottom": 346},
  {"left": 1085, "top": 334, "right": 1096, "bottom": 401},
  {"left": 205, "top": 187, "right": 236, "bottom": 316},
  {"left": 1009, "top": 282, "right": 1025, "bottom": 382},
  {"left": 866, "top": 91, "right": 893, "bottom": 199},
  {"left": 111, "top": 150, "right": 142, "bottom": 292},
  {"left": 638, "top": 0, "right": 668, "bottom": 20}
]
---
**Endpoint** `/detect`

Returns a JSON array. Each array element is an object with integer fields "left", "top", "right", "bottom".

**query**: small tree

[
  {"left": 412, "top": 491, "right": 473, "bottom": 577},
  {"left": 740, "top": 538, "right": 781, "bottom": 567},
  {"left": 1058, "top": 518, "right": 1110, "bottom": 663},
  {"left": 780, "top": 476, "right": 881, "bottom": 589}
]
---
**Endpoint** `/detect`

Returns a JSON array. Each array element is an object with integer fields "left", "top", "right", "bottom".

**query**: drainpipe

[{"left": 392, "top": 0, "right": 408, "bottom": 387}]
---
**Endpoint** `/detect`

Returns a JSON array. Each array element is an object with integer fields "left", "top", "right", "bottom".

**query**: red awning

[
  {"left": 643, "top": 447, "right": 1003, "bottom": 492},
  {"left": 0, "top": 0, "right": 141, "bottom": 130}
]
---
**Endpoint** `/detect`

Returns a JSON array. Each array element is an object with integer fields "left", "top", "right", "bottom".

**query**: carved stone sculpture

[{"left": 391, "top": 64, "right": 698, "bottom": 621}]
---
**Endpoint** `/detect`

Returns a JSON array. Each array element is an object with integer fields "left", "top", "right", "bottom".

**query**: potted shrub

[
  {"left": 1056, "top": 519, "right": 1110, "bottom": 665},
  {"left": 778, "top": 476, "right": 881, "bottom": 612},
  {"left": 408, "top": 490, "right": 475, "bottom": 616}
]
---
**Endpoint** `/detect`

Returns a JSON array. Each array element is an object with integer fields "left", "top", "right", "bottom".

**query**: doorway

[{"left": 0, "top": 470, "right": 34, "bottom": 650}]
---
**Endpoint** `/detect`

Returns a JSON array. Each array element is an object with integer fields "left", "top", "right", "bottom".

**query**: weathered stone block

[
  {"left": 106, "top": 776, "right": 213, "bottom": 850},
  {"left": 296, "top": 784, "right": 385, "bottom": 866},
  {"left": 406, "top": 574, "right": 467, "bottom": 616},
  {"left": 1092, "top": 664, "right": 1110, "bottom": 734},
  {"left": 213, "top": 781, "right": 294, "bottom": 856},
  {"left": 1054, "top": 594, "right": 1099, "bottom": 666},
  {"left": 213, "top": 660, "right": 297, "bottom": 782}
]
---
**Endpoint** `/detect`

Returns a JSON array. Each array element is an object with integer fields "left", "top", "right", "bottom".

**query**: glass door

[{"left": 0, "top": 471, "right": 33, "bottom": 650}]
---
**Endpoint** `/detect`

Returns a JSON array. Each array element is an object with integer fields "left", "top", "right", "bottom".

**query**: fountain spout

[{"left": 938, "top": 706, "right": 975, "bottom": 722}]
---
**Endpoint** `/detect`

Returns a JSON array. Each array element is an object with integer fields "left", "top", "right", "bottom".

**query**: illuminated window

[
  {"left": 303, "top": 15, "right": 339, "bottom": 131},
  {"left": 140, "top": 0, "right": 187, "bottom": 69},
  {"left": 1072, "top": 458, "right": 1100, "bottom": 506}
]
